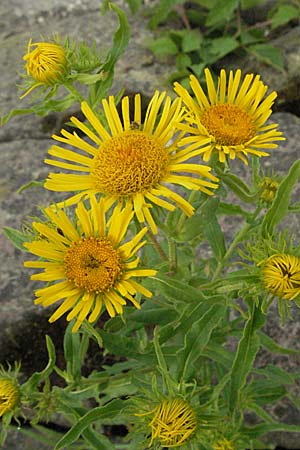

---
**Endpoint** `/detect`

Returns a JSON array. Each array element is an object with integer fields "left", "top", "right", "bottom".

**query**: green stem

[
  {"left": 147, "top": 231, "right": 169, "bottom": 262},
  {"left": 63, "top": 81, "right": 85, "bottom": 103},
  {"left": 168, "top": 237, "right": 177, "bottom": 272},
  {"left": 211, "top": 222, "right": 251, "bottom": 282},
  {"left": 175, "top": 190, "right": 198, "bottom": 234},
  {"left": 211, "top": 205, "right": 262, "bottom": 282}
]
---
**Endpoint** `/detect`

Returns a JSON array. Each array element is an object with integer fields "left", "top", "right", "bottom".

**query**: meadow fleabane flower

[
  {"left": 24, "top": 198, "right": 156, "bottom": 332},
  {"left": 148, "top": 398, "right": 197, "bottom": 448},
  {"left": 44, "top": 92, "right": 219, "bottom": 233},
  {"left": 21, "top": 39, "right": 68, "bottom": 98},
  {"left": 0, "top": 378, "right": 20, "bottom": 417},
  {"left": 174, "top": 68, "right": 284, "bottom": 164},
  {"left": 262, "top": 253, "right": 300, "bottom": 301}
]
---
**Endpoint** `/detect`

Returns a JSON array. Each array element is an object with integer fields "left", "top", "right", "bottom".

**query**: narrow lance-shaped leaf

[
  {"left": 92, "top": 3, "right": 130, "bottom": 104},
  {"left": 3, "top": 226, "right": 29, "bottom": 251},
  {"left": 177, "top": 303, "right": 227, "bottom": 379},
  {"left": 228, "top": 302, "right": 265, "bottom": 413},
  {"left": 54, "top": 399, "right": 124, "bottom": 450},
  {"left": 25, "top": 336, "right": 56, "bottom": 389},
  {"left": 262, "top": 159, "right": 300, "bottom": 237},
  {"left": 201, "top": 197, "right": 226, "bottom": 261}
]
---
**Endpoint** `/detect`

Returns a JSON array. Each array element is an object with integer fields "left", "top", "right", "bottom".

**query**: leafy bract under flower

[
  {"left": 21, "top": 39, "right": 68, "bottom": 98},
  {"left": 44, "top": 91, "right": 219, "bottom": 233},
  {"left": 213, "top": 438, "right": 235, "bottom": 450},
  {"left": 262, "top": 253, "right": 300, "bottom": 301},
  {"left": 24, "top": 198, "right": 156, "bottom": 332},
  {"left": 0, "top": 379, "right": 20, "bottom": 417},
  {"left": 148, "top": 398, "right": 197, "bottom": 448},
  {"left": 174, "top": 68, "right": 285, "bottom": 165}
]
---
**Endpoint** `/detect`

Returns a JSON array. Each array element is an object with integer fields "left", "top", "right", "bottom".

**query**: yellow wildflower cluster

[{"left": 21, "top": 44, "right": 284, "bottom": 332}]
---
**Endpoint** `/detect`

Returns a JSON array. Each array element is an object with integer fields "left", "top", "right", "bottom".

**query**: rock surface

[{"left": 1, "top": 0, "right": 300, "bottom": 449}]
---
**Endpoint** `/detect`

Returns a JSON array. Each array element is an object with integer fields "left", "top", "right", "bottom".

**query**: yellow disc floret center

[
  {"left": 201, "top": 104, "right": 256, "bottom": 146},
  {"left": 64, "top": 237, "right": 122, "bottom": 293},
  {"left": 92, "top": 130, "right": 170, "bottom": 196}
]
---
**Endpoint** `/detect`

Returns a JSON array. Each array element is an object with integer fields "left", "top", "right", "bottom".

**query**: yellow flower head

[
  {"left": 0, "top": 378, "right": 20, "bottom": 417},
  {"left": 148, "top": 398, "right": 197, "bottom": 448},
  {"left": 44, "top": 92, "right": 219, "bottom": 233},
  {"left": 262, "top": 253, "right": 300, "bottom": 301},
  {"left": 21, "top": 39, "right": 68, "bottom": 98},
  {"left": 213, "top": 438, "right": 235, "bottom": 450},
  {"left": 24, "top": 198, "right": 157, "bottom": 332},
  {"left": 174, "top": 68, "right": 284, "bottom": 165}
]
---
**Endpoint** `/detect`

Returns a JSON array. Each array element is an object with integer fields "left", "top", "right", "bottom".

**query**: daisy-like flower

[
  {"left": 24, "top": 198, "right": 156, "bottom": 332},
  {"left": 21, "top": 39, "right": 68, "bottom": 98},
  {"left": 148, "top": 398, "right": 197, "bottom": 448},
  {"left": 44, "top": 92, "right": 219, "bottom": 233},
  {"left": 213, "top": 438, "right": 235, "bottom": 450},
  {"left": 174, "top": 68, "right": 284, "bottom": 164},
  {"left": 0, "top": 378, "right": 20, "bottom": 417},
  {"left": 261, "top": 253, "right": 300, "bottom": 301}
]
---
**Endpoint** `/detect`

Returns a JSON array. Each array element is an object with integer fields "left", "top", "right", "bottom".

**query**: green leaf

[
  {"left": 228, "top": 303, "right": 265, "bottom": 413},
  {"left": 158, "top": 294, "right": 224, "bottom": 344},
  {"left": 177, "top": 303, "right": 226, "bottom": 378},
  {"left": 207, "top": 36, "right": 239, "bottom": 60},
  {"left": 3, "top": 226, "right": 29, "bottom": 251},
  {"left": 258, "top": 331, "right": 300, "bottom": 356},
  {"left": 262, "top": 160, "right": 300, "bottom": 237},
  {"left": 54, "top": 400, "right": 124, "bottom": 450},
  {"left": 205, "top": 0, "right": 239, "bottom": 26},
  {"left": 218, "top": 202, "right": 251, "bottom": 219},
  {"left": 144, "top": 275, "right": 221, "bottom": 305},
  {"left": 201, "top": 198, "right": 226, "bottom": 261},
  {"left": 247, "top": 43, "right": 285, "bottom": 71},
  {"left": 147, "top": 36, "right": 178, "bottom": 56},
  {"left": 124, "top": 0, "right": 142, "bottom": 14},
  {"left": 92, "top": 3, "right": 130, "bottom": 105},
  {"left": 148, "top": 0, "right": 185, "bottom": 28},
  {"left": 1, "top": 108, "right": 33, "bottom": 126},
  {"left": 64, "top": 322, "right": 82, "bottom": 382},
  {"left": 25, "top": 336, "right": 56, "bottom": 389},
  {"left": 181, "top": 29, "right": 203, "bottom": 52},
  {"left": 271, "top": 5, "right": 299, "bottom": 30},
  {"left": 241, "top": 0, "right": 265, "bottom": 9},
  {"left": 219, "top": 170, "right": 257, "bottom": 203},
  {"left": 242, "top": 422, "right": 300, "bottom": 439}
]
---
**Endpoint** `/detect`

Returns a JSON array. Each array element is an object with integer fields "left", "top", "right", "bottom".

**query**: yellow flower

[
  {"left": 174, "top": 68, "right": 284, "bottom": 164},
  {"left": 213, "top": 438, "right": 235, "bottom": 450},
  {"left": 21, "top": 39, "right": 68, "bottom": 98},
  {"left": 148, "top": 398, "right": 197, "bottom": 448},
  {"left": 44, "top": 92, "right": 219, "bottom": 233},
  {"left": 262, "top": 253, "right": 300, "bottom": 301},
  {"left": 0, "top": 378, "right": 20, "bottom": 417},
  {"left": 24, "top": 198, "right": 157, "bottom": 332}
]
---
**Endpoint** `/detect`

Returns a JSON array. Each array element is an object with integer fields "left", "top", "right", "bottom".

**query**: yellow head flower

[
  {"left": 213, "top": 438, "right": 235, "bottom": 450},
  {"left": 174, "top": 68, "right": 284, "bottom": 164},
  {"left": 44, "top": 92, "right": 219, "bottom": 233},
  {"left": 262, "top": 253, "right": 300, "bottom": 301},
  {"left": 0, "top": 378, "right": 20, "bottom": 417},
  {"left": 24, "top": 198, "right": 157, "bottom": 332},
  {"left": 148, "top": 398, "right": 197, "bottom": 448},
  {"left": 21, "top": 39, "right": 68, "bottom": 98}
]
